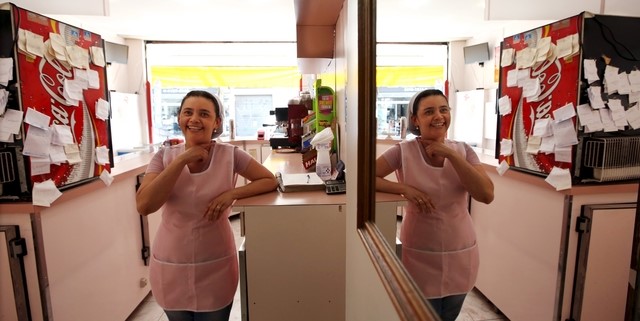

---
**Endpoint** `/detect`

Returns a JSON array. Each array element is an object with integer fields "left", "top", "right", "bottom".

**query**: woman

[
  {"left": 136, "top": 90, "right": 278, "bottom": 321},
  {"left": 376, "top": 89, "right": 494, "bottom": 321}
]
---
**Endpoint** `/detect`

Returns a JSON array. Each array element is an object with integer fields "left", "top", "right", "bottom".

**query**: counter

[
  {"left": 0, "top": 151, "right": 160, "bottom": 321},
  {"left": 235, "top": 151, "right": 405, "bottom": 321},
  {"left": 470, "top": 161, "right": 638, "bottom": 321}
]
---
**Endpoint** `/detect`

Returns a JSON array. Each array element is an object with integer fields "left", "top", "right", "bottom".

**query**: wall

[
  {"left": 109, "top": 39, "right": 150, "bottom": 147},
  {"left": 342, "top": 0, "right": 402, "bottom": 320}
]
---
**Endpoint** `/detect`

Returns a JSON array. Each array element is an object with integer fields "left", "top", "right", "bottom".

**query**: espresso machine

[{"left": 269, "top": 104, "right": 309, "bottom": 151}]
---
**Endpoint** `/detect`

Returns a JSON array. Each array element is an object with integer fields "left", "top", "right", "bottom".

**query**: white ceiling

[
  {"left": 10, "top": 0, "right": 640, "bottom": 43},
  {"left": 8, "top": 0, "right": 537, "bottom": 43}
]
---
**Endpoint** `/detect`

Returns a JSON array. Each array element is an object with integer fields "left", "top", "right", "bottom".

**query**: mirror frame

[{"left": 355, "top": 0, "right": 437, "bottom": 320}]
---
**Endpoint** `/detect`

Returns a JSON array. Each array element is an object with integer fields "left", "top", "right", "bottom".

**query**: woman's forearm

[
  {"left": 228, "top": 176, "right": 278, "bottom": 200},
  {"left": 136, "top": 159, "right": 187, "bottom": 215},
  {"left": 447, "top": 155, "right": 494, "bottom": 203}
]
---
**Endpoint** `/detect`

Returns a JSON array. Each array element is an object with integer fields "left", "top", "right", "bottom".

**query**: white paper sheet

[
  {"left": 65, "top": 144, "right": 82, "bottom": 164},
  {"left": 32, "top": 179, "right": 62, "bottom": 207},
  {"left": 499, "top": 139, "right": 513, "bottom": 156},
  {"left": 553, "top": 103, "right": 576, "bottom": 122},
  {"left": 532, "top": 118, "right": 552, "bottom": 137},
  {"left": 544, "top": 167, "right": 572, "bottom": 191},
  {"left": 500, "top": 48, "right": 515, "bottom": 67},
  {"left": 551, "top": 119, "right": 578, "bottom": 147},
  {"left": 30, "top": 156, "right": 51, "bottom": 176},
  {"left": 498, "top": 95, "right": 512, "bottom": 115},
  {"left": 100, "top": 169, "right": 113, "bottom": 186},
  {"left": 583, "top": 59, "right": 599, "bottom": 84},
  {"left": 24, "top": 108, "right": 51, "bottom": 129},
  {"left": 95, "top": 145, "right": 110, "bottom": 165},
  {"left": 587, "top": 86, "right": 606, "bottom": 109},
  {"left": 51, "top": 124, "right": 74, "bottom": 145},
  {"left": 96, "top": 98, "right": 110, "bottom": 121},
  {"left": 496, "top": 160, "right": 509, "bottom": 176},
  {"left": 0, "top": 57, "right": 13, "bottom": 86},
  {"left": 90, "top": 46, "right": 106, "bottom": 67},
  {"left": 626, "top": 105, "right": 640, "bottom": 129},
  {"left": 22, "top": 126, "right": 52, "bottom": 158},
  {"left": 0, "top": 109, "right": 24, "bottom": 134}
]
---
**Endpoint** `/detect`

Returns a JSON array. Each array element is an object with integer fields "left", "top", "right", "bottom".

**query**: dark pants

[
  {"left": 428, "top": 293, "right": 467, "bottom": 321},
  {"left": 164, "top": 302, "right": 233, "bottom": 321}
]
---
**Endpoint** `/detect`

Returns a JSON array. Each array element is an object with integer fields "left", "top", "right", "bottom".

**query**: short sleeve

[
  {"left": 463, "top": 143, "right": 481, "bottom": 165},
  {"left": 233, "top": 146, "right": 253, "bottom": 173},
  {"left": 380, "top": 143, "right": 402, "bottom": 170},
  {"left": 145, "top": 149, "right": 166, "bottom": 174}
]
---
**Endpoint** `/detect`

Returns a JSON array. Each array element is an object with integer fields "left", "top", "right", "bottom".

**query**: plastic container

[
  {"left": 315, "top": 142, "right": 332, "bottom": 181},
  {"left": 229, "top": 119, "right": 235, "bottom": 139}
]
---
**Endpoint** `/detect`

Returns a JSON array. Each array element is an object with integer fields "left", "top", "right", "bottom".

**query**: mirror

[{"left": 355, "top": 0, "right": 435, "bottom": 320}]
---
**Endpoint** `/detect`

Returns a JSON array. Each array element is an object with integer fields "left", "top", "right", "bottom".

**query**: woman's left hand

[{"left": 203, "top": 193, "right": 236, "bottom": 221}]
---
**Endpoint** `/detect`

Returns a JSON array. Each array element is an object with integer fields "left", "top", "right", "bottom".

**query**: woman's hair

[
  {"left": 178, "top": 90, "right": 224, "bottom": 138},
  {"left": 406, "top": 89, "right": 448, "bottom": 135}
]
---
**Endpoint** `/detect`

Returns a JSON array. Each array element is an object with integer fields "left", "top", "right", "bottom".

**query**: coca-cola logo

[
  {"left": 530, "top": 57, "right": 562, "bottom": 121},
  {"left": 37, "top": 53, "right": 77, "bottom": 130}
]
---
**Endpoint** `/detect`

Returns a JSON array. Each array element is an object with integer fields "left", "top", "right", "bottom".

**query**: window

[
  {"left": 376, "top": 43, "right": 448, "bottom": 136},
  {"left": 146, "top": 42, "right": 300, "bottom": 143}
]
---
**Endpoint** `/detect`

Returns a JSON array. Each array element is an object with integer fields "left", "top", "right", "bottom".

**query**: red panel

[
  {"left": 13, "top": 6, "right": 110, "bottom": 187},
  {"left": 499, "top": 14, "right": 582, "bottom": 175}
]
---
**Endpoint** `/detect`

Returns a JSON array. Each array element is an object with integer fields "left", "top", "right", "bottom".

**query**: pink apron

[
  {"left": 149, "top": 142, "right": 239, "bottom": 311},
  {"left": 398, "top": 139, "right": 479, "bottom": 298}
]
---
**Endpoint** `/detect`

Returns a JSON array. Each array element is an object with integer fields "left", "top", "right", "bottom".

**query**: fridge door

[
  {"left": 2, "top": 4, "right": 112, "bottom": 197},
  {"left": 497, "top": 13, "right": 583, "bottom": 176}
]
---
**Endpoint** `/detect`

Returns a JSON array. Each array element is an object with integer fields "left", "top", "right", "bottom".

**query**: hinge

[
  {"left": 576, "top": 216, "right": 590, "bottom": 233},
  {"left": 9, "top": 237, "right": 27, "bottom": 258},
  {"left": 141, "top": 246, "right": 150, "bottom": 265}
]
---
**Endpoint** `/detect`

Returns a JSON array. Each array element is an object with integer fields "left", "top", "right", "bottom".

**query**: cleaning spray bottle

[{"left": 310, "top": 127, "right": 334, "bottom": 181}]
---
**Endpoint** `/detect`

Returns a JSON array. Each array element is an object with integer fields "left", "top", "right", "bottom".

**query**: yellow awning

[
  {"left": 377, "top": 66, "right": 444, "bottom": 87},
  {"left": 150, "top": 66, "right": 301, "bottom": 88},
  {"left": 149, "top": 65, "right": 445, "bottom": 88}
]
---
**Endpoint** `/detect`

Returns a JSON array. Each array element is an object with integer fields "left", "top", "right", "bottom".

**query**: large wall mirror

[{"left": 355, "top": 0, "right": 436, "bottom": 320}]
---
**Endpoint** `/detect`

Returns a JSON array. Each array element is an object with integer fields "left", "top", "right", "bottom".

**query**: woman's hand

[
  {"left": 203, "top": 192, "right": 236, "bottom": 221},
  {"left": 402, "top": 185, "right": 435, "bottom": 213},
  {"left": 179, "top": 144, "right": 210, "bottom": 165},
  {"left": 419, "top": 139, "right": 454, "bottom": 160}
]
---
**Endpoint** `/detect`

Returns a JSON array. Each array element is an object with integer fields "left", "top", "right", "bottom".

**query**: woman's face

[
  {"left": 412, "top": 95, "right": 451, "bottom": 141},
  {"left": 178, "top": 96, "right": 220, "bottom": 146}
]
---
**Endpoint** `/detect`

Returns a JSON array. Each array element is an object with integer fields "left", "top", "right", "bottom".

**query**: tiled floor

[{"left": 127, "top": 215, "right": 508, "bottom": 321}]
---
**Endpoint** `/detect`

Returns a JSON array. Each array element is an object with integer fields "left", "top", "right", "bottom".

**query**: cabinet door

[
  {"left": 572, "top": 203, "right": 636, "bottom": 321},
  {"left": 244, "top": 143, "right": 261, "bottom": 162},
  {"left": 260, "top": 144, "right": 272, "bottom": 163},
  {"left": 242, "top": 204, "right": 345, "bottom": 321}
]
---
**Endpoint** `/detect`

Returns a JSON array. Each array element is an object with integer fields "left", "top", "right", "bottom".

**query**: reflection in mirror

[
  {"left": 372, "top": 17, "right": 495, "bottom": 321},
  {"left": 356, "top": 0, "right": 436, "bottom": 320}
]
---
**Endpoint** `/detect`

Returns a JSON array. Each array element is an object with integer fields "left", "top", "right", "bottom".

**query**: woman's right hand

[
  {"left": 179, "top": 144, "right": 210, "bottom": 165},
  {"left": 401, "top": 185, "right": 435, "bottom": 213}
]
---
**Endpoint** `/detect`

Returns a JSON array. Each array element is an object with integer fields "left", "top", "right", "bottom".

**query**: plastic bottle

[
  {"left": 315, "top": 142, "right": 332, "bottom": 181},
  {"left": 229, "top": 119, "right": 235, "bottom": 139}
]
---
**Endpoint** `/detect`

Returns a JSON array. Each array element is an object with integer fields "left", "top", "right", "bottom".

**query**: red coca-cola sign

[
  {"left": 499, "top": 14, "right": 581, "bottom": 175},
  {"left": 14, "top": 7, "right": 110, "bottom": 188}
]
